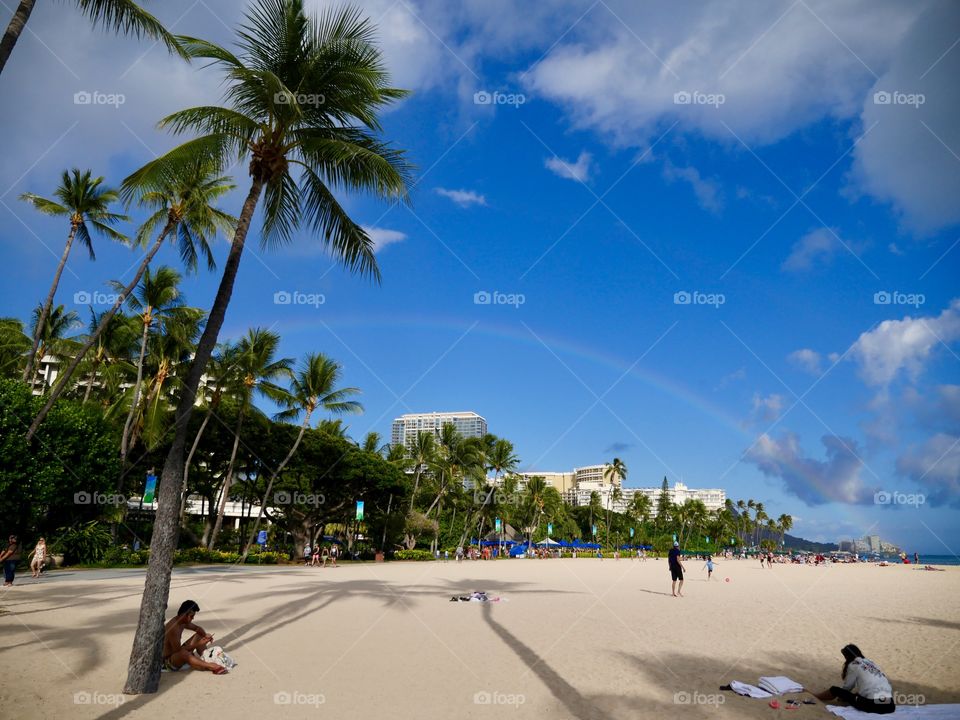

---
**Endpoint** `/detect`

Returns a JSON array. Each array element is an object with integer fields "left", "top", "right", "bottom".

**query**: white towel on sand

[
  {"left": 729, "top": 681, "right": 773, "bottom": 698},
  {"left": 827, "top": 704, "right": 960, "bottom": 719},
  {"left": 758, "top": 676, "right": 804, "bottom": 695}
]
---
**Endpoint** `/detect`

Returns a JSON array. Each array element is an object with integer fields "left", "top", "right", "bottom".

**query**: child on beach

[{"left": 703, "top": 556, "right": 716, "bottom": 580}]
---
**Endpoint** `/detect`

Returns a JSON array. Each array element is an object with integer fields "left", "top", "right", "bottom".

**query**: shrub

[
  {"left": 52, "top": 521, "right": 112, "bottom": 564},
  {"left": 244, "top": 551, "right": 283, "bottom": 564},
  {"left": 394, "top": 549, "right": 435, "bottom": 561},
  {"left": 100, "top": 546, "right": 149, "bottom": 566}
]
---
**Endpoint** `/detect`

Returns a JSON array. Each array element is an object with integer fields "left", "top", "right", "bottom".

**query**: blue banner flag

[
  {"left": 143, "top": 474, "right": 157, "bottom": 504},
  {"left": 547, "top": 523, "right": 553, "bottom": 535},
  {"left": 257, "top": 530, "right": 267, "bottom": 545},
  {"left": 630, "top": 527, "right": 635, "bottom": 538}
]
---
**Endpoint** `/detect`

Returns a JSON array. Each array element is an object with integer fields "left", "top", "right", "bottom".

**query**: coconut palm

[
  {"left": 28, "top": 303, "right": 81, "bottom": 390},
  {"left": 123, "top": 1, "right": 410, "bottom": 693},
  {"left": 19, "top": 169, "right": 128, "bottom": 384},
  {"left": 753, "top": 502, "right": 767, "bottom": 547},
  {"left": 74, "top": 307, "right": 138, "bottom": 403},
  {"left": 628, "top": 492, "right": 652, "bottom": 530},
  {"left": 180, "top": 342, "right": 243, "bottom": 523},
  {"left": 242, "top": 352, "right": 361, "bottom": 556},
  {"left": 777, "top": 513, "right": 793, "bottom": 548},
  {"left": 26, "top": 162, "right": 235, "bottom": 440},
  {"left": 207, "top": 327, "right": 292, "bottom": 549},
  {"left": 115, "top": 266, "right": 188, "bottom": 463},
  {"left": 360, "top": 431, "right": 383, "bottom": 454},
  {"left": 0, "top": 317, "right": 31, "bottom": 378},
  {"left": 407, "top": 431, "right": 437, "bottom": 512},
  {"left": 0, "top": 0, "right": 184, "bottom": 76}
]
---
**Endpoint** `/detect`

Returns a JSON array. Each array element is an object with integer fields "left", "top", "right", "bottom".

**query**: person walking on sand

[
  {"left": 162, "top": 600, "right": 228, "bottom": 674},
  {"left": 703, "top": 555, "right": 716, "bottom": 580},
  {"left": 669, "top": 542, "right": 685, "bottom": 597},
  {"left": 1, "top": 535, "right": 21, "bottom": 586},
  {"left": 811, "top": 644, "right": 894, "bottom": 714},
  {"left": 29, "top": 537, "right": 47, "bottom": 578}
]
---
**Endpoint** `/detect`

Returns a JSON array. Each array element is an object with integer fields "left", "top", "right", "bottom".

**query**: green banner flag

[
  {"left": 143, "top": 474, "right": 157, "bottom": 504},
  {"left": 356, "top": 500, "right": 364, "bottom": 521}
]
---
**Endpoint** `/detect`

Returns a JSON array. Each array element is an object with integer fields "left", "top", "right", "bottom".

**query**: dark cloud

[{"left": 603, "top": 442, "right": 634, "bottom": 454}]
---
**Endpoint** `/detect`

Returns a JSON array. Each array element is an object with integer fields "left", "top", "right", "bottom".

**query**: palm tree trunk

[
  {"left": 24, "top": 223, "right": 76, "bottom": 384},
  {"left": 208, "top": 410, "right": 245, "bottom": 549},
  {"left": 82, "top": 357, "right": 100, "bottom": 402},
  {"left": 180, "top": 409, "right": 213, "bottom": 524},
  {"left": 124, "top": 177, "right": 264, "bottom": 695},
  {"left": 408, "top": 466, "right": 422, "bottom": 511},
  {"left": 241, "top": 414, "right": 311, "bottom": 559},
  {"left": 26, "top": 220, "right": 175, "bottom": 440},
  {"left": 120, "top": 314, "right": 151, "bottom": 462},
  {"left": 0, "top": 0, "right": 36, "bottom": 76}
]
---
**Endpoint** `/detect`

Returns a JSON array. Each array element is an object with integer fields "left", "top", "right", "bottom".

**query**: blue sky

[{"left": 0, "top": 0, "right": 958, "bottom": 551}]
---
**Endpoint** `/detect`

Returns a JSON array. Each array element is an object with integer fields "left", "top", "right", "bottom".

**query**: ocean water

[{"left": 917, "top": 555, "right": 960, "bottom": 566}]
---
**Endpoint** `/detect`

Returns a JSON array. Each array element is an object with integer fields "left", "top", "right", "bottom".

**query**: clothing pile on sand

[
  {"left": 449, "top": 590, "right": 505, "bottom": 602},
  {"left": 726, "top": 676, "right": 803, "bottom": 698}
]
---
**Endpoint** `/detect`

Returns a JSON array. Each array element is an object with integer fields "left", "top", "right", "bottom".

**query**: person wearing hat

[
  {"left": 668, "top": 541, "right": 685, "bottom": 597},
  {"left": 811, "top": 644, "right": 894, "bottom": 714}
]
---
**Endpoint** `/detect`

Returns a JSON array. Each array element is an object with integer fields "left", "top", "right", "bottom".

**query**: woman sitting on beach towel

[{"left": 811, "top": 644, "right": 894, "bottom": 714}]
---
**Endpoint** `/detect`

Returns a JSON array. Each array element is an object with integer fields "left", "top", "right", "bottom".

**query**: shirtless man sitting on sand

[{"left": 162, "top": 600, "right": 228, "bottom": 674}]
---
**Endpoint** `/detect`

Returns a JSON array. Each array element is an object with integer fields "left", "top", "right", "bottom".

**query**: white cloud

[
  {"left": 435, "top": 187, "right": 488, "bottom": 208},
  {"left": 751, "top": 393, "right": 784, "bottom": 423},
  {"left": 745, "top": 432, "right": 876, "bottom": 505},
  {"left": 788, "top": 348, "right": 822, "bottom": 374},
  {"left": 849, "top": 298, "right": 960, "bottom": 386},
  {"left": 545, "top": 151, "right": 593, "bottom": 182},
  {"left": 662, "top": 162, "right": 723, "bottom": 213},
  {"left": 361, "top": 226, "right": 407, "bottom": 253},
  {"left": 847, "top": 1, "right": 960, "bottom": 235},
  {"left": 896, "top": 433, "right": 960, "bottom": 507},
  {"left": 782, "top": 228, "right": 843, "bottom": 272}
]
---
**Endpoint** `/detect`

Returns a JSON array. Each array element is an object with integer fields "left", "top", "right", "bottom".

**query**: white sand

[{"left": 1, "top": 559, "right": 958, "bottom": 719}]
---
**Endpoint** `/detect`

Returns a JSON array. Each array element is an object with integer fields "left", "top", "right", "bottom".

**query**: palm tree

[
  {"left": 75, "top": 307, "right": 138, "bottom": 402},
  {"left": 27, "top": 303, "right": 81, "bottom": 390},
  {"left": 26, "top": 162, "right": 235, "bottom": 440},
  {"left": 0, "top": 317, "right": 31, "bottom": 378},
  {"left": 777, "top": 513, "right": 793, "bottom": 548},
  {"left": 407, "top": 431, "right": 437, "bottom": 512},
  {"left": 207, "top": 327, "right": 292, "bottom": 549},
  {"left": 602, "top": 459, "right": 626, "bottom": 547},
  {"left": 588, "top": 490, "right": 602, "bottom": 538},
  {"left": 628, "top": 492, "right": 652, "bottom": 530},
  {"left": 242, "top": 352, "right": 361, "bottom": 556},
  {"left": 116, "top": 266, "right": 187, "bottom": 463},
  {"left": 1, "top": 0, "right": 184, "bottom": 76},
  {"left": 754, "top": 502, "right": 767, "bottom": 547},
  {"left": 360, "top": 431, "right": 382, "bottom": 454},
  {"left": 180, "top": 342, "right": 243, "bottom": 523},
  {"left": 123, "top": 1, "right": 411, "bottom": 693},
  {"left": 19, "top": 169, "right": 128, "bottom": 384}
]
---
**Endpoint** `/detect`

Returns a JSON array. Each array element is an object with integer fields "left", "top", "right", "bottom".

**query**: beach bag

[{"left": 202, "top": 646, "right": 238, "bottom": 669}]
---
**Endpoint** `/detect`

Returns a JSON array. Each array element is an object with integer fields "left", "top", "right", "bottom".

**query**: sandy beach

[{"left": 1, "top": 559, "right": 958, "bottom": 719}]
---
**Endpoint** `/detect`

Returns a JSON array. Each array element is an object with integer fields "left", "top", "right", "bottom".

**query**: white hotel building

[
  {"left": 391, "top": 411, "right": 487, "bottom": 449},
  {"left": 508, "top": 465, "right": 725, "bottom": 515}
]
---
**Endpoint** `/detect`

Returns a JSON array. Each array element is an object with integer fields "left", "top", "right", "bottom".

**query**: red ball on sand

[{"left": 725, "top": 577, "right": 731, "bottom": 583}]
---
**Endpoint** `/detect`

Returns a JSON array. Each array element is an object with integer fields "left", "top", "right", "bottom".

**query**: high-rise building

[{"left": 391, "top": 411, "right": 487, "bottom": 449}]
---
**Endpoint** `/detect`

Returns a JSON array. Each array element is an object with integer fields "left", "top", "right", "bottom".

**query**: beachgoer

[
  {"left": 1, "top": 535, "right": 21, "bottom": 586},
  {"left": 303, "top": 544, "right": 312, "bottom": 565},
  {"left": 456, "top": 546, "right": 464, "bottom": 562},
  {"left": 703, "top": 556, "right": 715, "bottom": 580},
  {"left": 913, "top": 552, "right": 919, "bottom": 565},
  {"left": 811, "top": 644, "right": 894, "bottom": 714},
  {"left": 29, "top": 537, "right": 46, "bottom": 578},
  {"left": 162, "top": 600, "right": 227, "bottom": 674},
  {"left": 310, "top": 546, "right": 321, "bottom": 566},
  {"left": 759, "top": 553, "right": 765, "bottom": 568},
  {"left": 330, "top": 544, "right": 339, "bottom": 567},
  {"left": 668, "top": 542, "right": 685, "bottom": 597}
]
